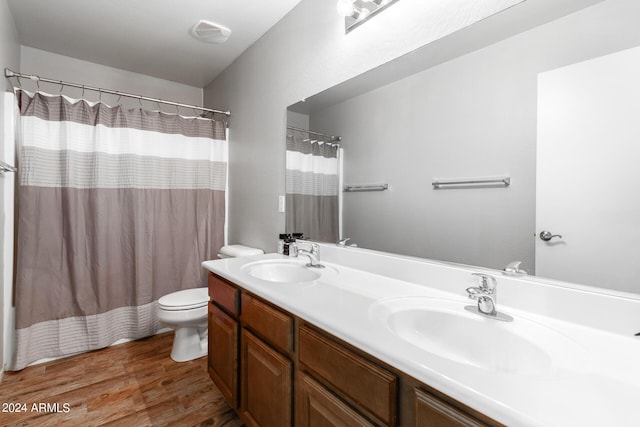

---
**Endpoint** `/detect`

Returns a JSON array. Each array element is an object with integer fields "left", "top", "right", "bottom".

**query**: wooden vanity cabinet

[
  {"left": 208, "top": 273, "right": 294, "bottom": 426},
  {"left": 295, "top": 327, "right": 501, "bottom": 427},
  {"left": 207, "top": 272, "right": 503, "bottom": 427}
]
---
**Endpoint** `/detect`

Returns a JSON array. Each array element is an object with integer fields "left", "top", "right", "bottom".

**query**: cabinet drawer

[
  {"left": 297, "top": 373, "right": 374, "bottom": 427},
  {"left": 415, "top": 388, "right": 498, "bottom": 427},
  {"left": 298, "top": 326, "right": 397, "bottom": 426},
  {"left": 208, "top": 273, "right": 239, "bottom": 316},
  {"left": 241, "top": 293, "right": 293, "bottom": 354}
]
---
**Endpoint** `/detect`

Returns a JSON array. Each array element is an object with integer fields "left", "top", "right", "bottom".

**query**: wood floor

[{"left": 0, "top": 332, "right": 244, "bottom": 427}]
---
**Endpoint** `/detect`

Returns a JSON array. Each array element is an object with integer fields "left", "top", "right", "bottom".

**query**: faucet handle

[
  {"left": 504, "top": 261, "right": 527, "bottom": 276},
  {"left": 299, "top": 241, "right": 320, "bottom": 257},
  {"left": 471, "top": 273, "right": 496, "bottom": 293},
  {"left": 337, "top": 237, "right": 351, "bottom": 246},
  {"left": 310, "top": 242, "right": 319, "bottom": 255},
  {"left": 466, "top": 286, "right": 482, "bottom": 300}
]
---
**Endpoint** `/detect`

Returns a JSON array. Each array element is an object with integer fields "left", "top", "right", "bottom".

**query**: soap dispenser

[
  {"left": 278, "top": 234, "right": 288, "bottom": 254},
  {"left": 283, "top": 235, "right": 298, "bottom": 256}
]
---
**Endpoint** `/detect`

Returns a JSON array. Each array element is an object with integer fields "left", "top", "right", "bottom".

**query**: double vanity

[{"left": 202, "top": 243, "right": 640, "bottom": 426}]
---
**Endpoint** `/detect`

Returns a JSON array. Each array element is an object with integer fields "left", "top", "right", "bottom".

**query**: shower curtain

[
  {"left": 285, "top": 132, "right": 339, "bottom": 242},
  {"left": 10, "top": 91, "right": 227, "bottom": 370}
]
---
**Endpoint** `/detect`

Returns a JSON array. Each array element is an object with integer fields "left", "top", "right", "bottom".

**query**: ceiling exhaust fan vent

[{"left": 191, "top": 20, "right": 232, "bottom": 44}]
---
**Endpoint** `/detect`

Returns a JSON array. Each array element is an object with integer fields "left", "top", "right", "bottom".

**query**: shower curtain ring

[
  {"left": 138, "top": 97, "right": 143, "bottom": 109},
  {"left": 59, "top": 83, "right": 64, "bottom": 94},
  {"left": 157, "top": 101, "right": 162, "bottom": 112},
  {"left": 81, "top": 86, "right": 85, "bottom": 99}
]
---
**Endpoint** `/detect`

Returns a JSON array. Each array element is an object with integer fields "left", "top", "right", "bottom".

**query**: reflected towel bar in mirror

[
  {"left": 432, "top": 177, "right": 510, "bottom": 189},
  {"left": 344, "top": 184, "right": 388, "bottom": 192}
]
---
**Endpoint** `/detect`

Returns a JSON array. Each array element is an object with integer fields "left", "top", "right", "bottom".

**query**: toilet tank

[{"left": 218, "top": 244, "right": 263, "bottom": 259}]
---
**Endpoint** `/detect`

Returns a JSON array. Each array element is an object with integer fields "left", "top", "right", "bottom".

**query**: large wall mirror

[{"left": 286, "top": 0, "right": 640, "bottom": 296}]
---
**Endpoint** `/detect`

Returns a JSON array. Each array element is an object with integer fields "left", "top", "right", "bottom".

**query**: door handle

[{"left": 539, "top": 231, "right": 562, "bottom": 241}]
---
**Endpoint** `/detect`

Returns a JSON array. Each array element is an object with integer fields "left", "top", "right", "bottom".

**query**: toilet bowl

[
  {"left": 158, "top": 245, "right": 263, "bottom": 362},
  {"left": 158, "top": 287, "right": 209, "bottom": 362}
]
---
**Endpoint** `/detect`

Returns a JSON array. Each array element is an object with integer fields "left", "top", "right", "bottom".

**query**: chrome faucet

[
  {"left": 297, "top": 242, "right": 325, "bottom": 268},
  {"left": 465, "top": 273, "right": 513, "bottom": 321},
  {"left": 467, "top": 273, "right": 497, "bottom": 315}
]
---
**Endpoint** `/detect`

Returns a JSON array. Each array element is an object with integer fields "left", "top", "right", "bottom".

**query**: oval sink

[
  {"left": 242, "top": 259, "right": 323, "bottom": 283},
  {"left": 370, "top": 297, "right": 585, "bottom": 375}
]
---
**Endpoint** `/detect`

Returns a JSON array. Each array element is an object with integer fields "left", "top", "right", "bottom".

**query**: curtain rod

[
  {"left": 287, "top": 125, "right": 342, "bottom": 142},
  {"left": 4, "top": 68, "right": 230, "bottom": 117}
]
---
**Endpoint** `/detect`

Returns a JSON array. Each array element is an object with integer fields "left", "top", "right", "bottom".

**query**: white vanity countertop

[{"left": 202, "top": 251, "right": 640, "bottom": 427}]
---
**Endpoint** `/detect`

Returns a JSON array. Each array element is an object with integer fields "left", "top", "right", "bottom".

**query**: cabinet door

[
  {"left": 208, "top": 302, "right": 239, "bottom": 408},
  {"left": 241, "top": 329, "right": 293, "bottom": 427},
  {"left": 415, "top": 389, "right": 491, "bottom": 427},
  {"left": 297, "top": 373, "right": 374, "bottom": 427}
]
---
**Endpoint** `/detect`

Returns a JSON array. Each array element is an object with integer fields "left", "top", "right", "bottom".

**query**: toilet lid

[{"left": 158, "top": 287, "right": 209, "bottom": 310}]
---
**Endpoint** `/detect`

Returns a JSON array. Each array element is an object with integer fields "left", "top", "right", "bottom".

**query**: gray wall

[
  {"left": 286, "top": 111, "right": 309, "bottom": 130},
  {"left": 310, "top": 0, "right": 640, "bottom": 272},
  {"left": 203, "top": 0, "right": 523, "bottom": 253},
  {"left": 19, "top": 47, "right": 203, "bottom": 109},
  {"left": 0, "top": 0, "right": 20, "bottom": 375}
]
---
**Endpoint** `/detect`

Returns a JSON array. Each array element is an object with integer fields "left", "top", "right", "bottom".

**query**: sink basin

[
  {"left": 242, "top": 259, "right": 323, "bottom": 283},
  {"left": 369, "top": 297, "right": 585, "bottom": 375}
]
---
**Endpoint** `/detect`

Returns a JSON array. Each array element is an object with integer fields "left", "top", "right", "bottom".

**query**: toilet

[
  {"left": 158, "top": 244, "right": 263, "bottom": 362},
  {"left": 158, "top": 288, "right": 210, "bottom": 362}
]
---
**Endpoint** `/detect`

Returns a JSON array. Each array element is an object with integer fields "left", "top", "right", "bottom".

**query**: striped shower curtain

[
  {"left": 285, "top": 132, "right": 339, "bottom": 242},
  {"left": 10, "top": 91, "right": 227, "bottom": 370}
]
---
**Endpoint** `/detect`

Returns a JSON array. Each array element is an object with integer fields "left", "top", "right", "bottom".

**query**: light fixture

[
  {"left": 338, "top": 0, "right": 399, "bottom": 32},
  {"left": 336, "top": 0, "right": 356, "bottom": 16},
  {"left": 190, "top": 20, "right": 232, "bottom": 44}
]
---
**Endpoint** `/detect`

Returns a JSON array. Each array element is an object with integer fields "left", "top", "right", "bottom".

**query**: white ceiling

[{"left": 7, "top": 0, "right": 303, "bottom": 88}]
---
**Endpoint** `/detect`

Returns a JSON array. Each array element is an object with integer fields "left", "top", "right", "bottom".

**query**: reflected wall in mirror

[{"left": 287, "top": 0, "right": 640, "bottom": 295}]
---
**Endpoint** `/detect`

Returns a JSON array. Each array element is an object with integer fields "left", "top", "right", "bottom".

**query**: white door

[{"left": 536, "top": 46, "right": 640, "bottom": 294}]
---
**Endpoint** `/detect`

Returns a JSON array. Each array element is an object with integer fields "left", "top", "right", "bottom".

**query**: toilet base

[{"left": 170, "top": 326, "right": 208, "bottom": 362}]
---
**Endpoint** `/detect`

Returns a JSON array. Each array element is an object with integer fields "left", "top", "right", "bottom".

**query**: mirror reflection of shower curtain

[
  {"left": 10, "top": 90, "right": 227, "bottom": 370},
  {"left": 285, "top": 133, "right": 339, "bottom": 242}
]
